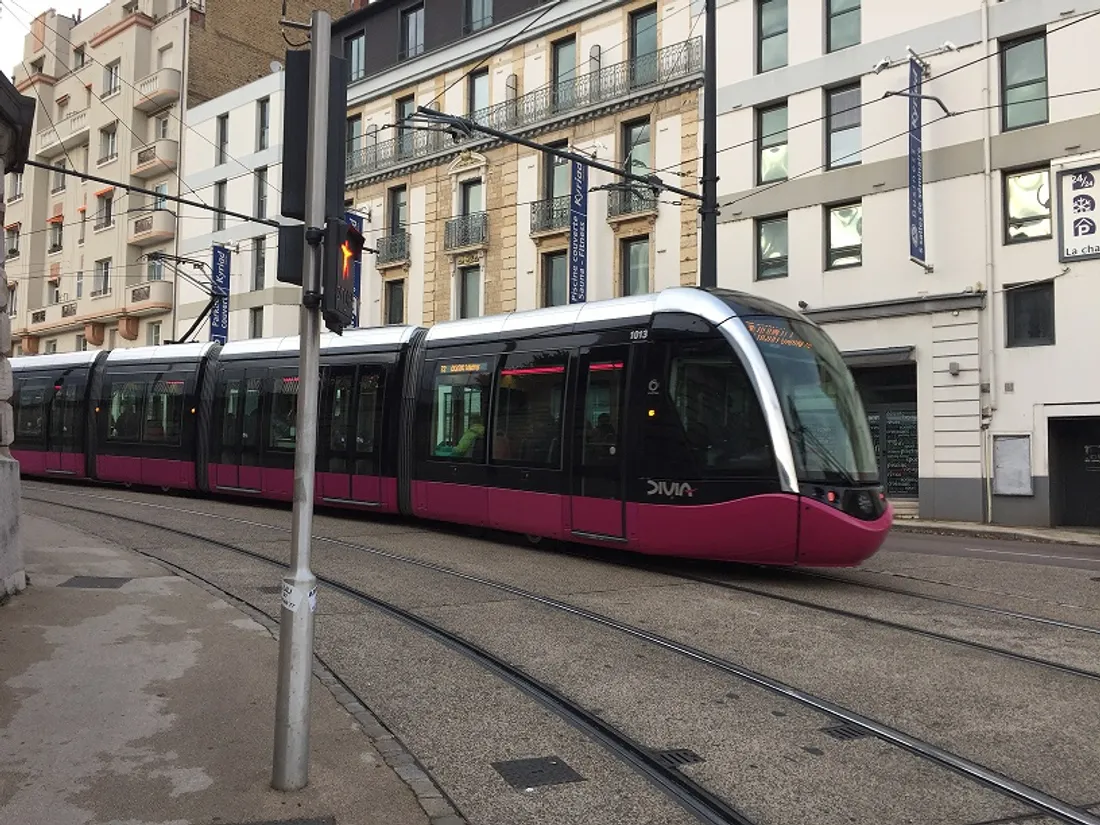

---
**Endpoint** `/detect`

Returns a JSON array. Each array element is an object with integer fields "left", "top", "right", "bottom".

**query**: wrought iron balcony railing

[
  {"left": 530, "top": 195, "right": 571, "bottom": 234},
  {"left": 376, "top": 231, "right": 410, "bottom": 265},
  {"left": 607, "top": 187, "right": 660, "bottom": 219},
  {"left": 347, "top": 37, "right": 703, "bottom": 180},
  {"left": 444, "top": 212, "right": 488, "bottom": 251}
]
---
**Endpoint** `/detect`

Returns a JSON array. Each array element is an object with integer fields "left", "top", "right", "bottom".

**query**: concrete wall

[{"left": 0, "top": 152, "right": 26, "bottom": 598}]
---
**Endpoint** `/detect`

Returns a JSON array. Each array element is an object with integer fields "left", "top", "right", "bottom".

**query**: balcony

[
  {"left": 36, "top": 108, "right": 90, "bottom": 157},
  {"left": 131, "top": 139, "right": 179, "bottom": 179},
  {"left": 376, "top": 232, "right": 410, "bottom": 267},
  {"left": 127, "top": 278, "right": 173, "bottom": 316},
  {"left": 607, "top": 187, "right": 659, "bottom": 221},
  {"left": 22, "top": 279, "right": 172, "bottom": 336},
  {"left": 128, "top": 209, "right": 176, "bottom": 247},
  {"left": 347, "top": 37, "right": 703, "bottom": 182},
  {"left": 134, "top": 68, "right": 182, "bottom": 113},
  {"left": 530, "top": 195, "right": 570, "bottom": 235},
  {"left": 444, "top": 213, "right": 488, "bottom": 252}
]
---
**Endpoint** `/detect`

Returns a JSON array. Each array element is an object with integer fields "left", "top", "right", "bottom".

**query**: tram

[{"left": 9, "top": 287, "right": 893, "bottom": 566}]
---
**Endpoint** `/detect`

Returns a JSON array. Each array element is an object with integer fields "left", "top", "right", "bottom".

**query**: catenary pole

[
  {"left": 699, "top": 0, "right": 719, "bottom": 288},
  {"left": 272, "top": 8, "right": 329, "bottom": 792}
]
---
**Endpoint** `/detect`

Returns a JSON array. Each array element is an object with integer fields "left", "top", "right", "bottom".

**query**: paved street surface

[
  {"left": 0, "top": 513, "right": 435, "bottom": 825},
  {"left": 9, "top": 481, "right": 1100, "bottom": 825}
]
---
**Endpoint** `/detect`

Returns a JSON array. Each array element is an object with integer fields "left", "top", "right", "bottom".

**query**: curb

[
  {"left": 891, "top": 521, "right": 1100, "bottom": 548},
  {"left": 149, "top": 557, "right": 468, "bottom": 825}
]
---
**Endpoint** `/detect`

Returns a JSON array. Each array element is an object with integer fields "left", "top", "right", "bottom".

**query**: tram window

[
  {"left": 429, "top": 360, "right": 493, "bottom": 461},
  {"left": 492, "top": 351, "right": 567, "bottom": 467},
  {"left": 330, "top": 373, "right": 353, "bottom": 452},
  {"left": 242, "top": 377, "right": 263, "bottom": 447},
  {"left": 142, "top": 378, "right": 185, "bottom": 445},
  {"left": 269, "top": 374, "right": 299, "bottom": 452},
  {"left": 49, "top": 381, "right": 83, "bottom": 449},
  {"left": 355, "top": 370, "right": 383, "bottom": 456},
  {"left": 582, "top": 360, "right": 625, "bottom": 467},
  {"left": 14, "top": 380, "right": 48, "bottom": 441},
  {"left": 663, "top": 355, "right": 772, "bottom": 474},
  {"left": 221, "top": 379, "right": 242, "bottom": 449},
  {"left": 107, "top": 381, "right": 146, "bottom": 442}
]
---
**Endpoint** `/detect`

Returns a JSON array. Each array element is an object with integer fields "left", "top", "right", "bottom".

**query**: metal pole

[
  {"left": 699, "top": 0, "right": 719, "bottom": 289},
  {"left": 272, "top": 8, "right": 330, "bottom": 792}
]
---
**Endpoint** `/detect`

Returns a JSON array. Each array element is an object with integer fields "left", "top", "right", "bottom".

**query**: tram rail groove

[{"left": 24, "top": 490, "right": 1100, "bottom": 825}]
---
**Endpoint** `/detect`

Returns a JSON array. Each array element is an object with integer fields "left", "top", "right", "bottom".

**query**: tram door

[
  {"left": 215, "top": 369, "right": 265, "bottom": 492},
  {"left": 571, "top": 345, "right": 630, "bottom": 539}
]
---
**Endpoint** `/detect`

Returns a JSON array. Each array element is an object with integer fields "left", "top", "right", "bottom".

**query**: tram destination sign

[{"left": 744, "top": 320, "right": 813, "bottom": 350}]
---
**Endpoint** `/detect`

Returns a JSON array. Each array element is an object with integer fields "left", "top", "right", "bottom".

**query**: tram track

[{"left": 23, "top": 489, "right": 1100, "bottom": 825}]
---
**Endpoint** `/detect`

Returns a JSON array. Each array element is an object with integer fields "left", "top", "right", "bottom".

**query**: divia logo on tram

[{"left": 647, "top": 479, "right": 697, "bottom": 498}]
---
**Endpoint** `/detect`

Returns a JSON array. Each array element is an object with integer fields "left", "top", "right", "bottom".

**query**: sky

[{"left": 1, "top": 0, "right": 105, "bottom": 81}]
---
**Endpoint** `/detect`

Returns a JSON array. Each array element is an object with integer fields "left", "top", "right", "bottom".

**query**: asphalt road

[{"left": 17, "top": 481, "right": 1100, "bottom": 825}]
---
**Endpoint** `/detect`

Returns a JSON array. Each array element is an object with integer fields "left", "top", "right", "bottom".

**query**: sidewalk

[
  {"left": 0, "top": 514, "right": 442, "bottom": 825},
  {"left": 890, "top": 516, "right": 1100, "bottom": 547}
]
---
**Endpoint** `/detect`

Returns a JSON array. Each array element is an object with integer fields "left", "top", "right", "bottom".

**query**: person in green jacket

[{"left": 451, "top": 413, "right": 485, "bottom": 458}]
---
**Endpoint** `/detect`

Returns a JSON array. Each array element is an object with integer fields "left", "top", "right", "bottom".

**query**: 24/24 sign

[{"left": 1058, "top": 164, "right": 1100, "bottom": 262}]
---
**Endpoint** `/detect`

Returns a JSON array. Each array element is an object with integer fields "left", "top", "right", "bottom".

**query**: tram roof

[
  {"left": 10, "top": 349, "right": 103, "bottom": 372},
  {"left": 217, "top": 325, "right": 418, "bottom": 359},
  {"left": 424, "top": 287, "right": 803, "bottom": 344},
  {"left": 106, "top": 342, "right": 218, "bottom": 365}
]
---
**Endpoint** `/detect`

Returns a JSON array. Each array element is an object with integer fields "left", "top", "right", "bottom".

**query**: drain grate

[
  {"left": 59, "top": 576, "right": 132, "bottom": 589},
  {"left": 653, "top": 748, "right": 705, "bottom": 769},
  {"left": 258, "top": 585, "right": 282, "bottom": 594},
  {"left": 492, "top": 756, "right": 585, "bottom": 790},
  {"left": 821, "top": 723, "right": 872, "bottom": 741}
]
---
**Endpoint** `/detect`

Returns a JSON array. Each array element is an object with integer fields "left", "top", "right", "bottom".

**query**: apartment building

[
  {"left": 174, "top": 69, "right": 293, "bottom": 343},
  {"left": 4, "top": 0, "right": 347, "bottom": 356},
  {"left": 335, "top": 0, "right": 704, "bottom": 329}
]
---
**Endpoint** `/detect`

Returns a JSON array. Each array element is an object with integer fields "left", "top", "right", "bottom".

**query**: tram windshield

[{"left": 744, "top": 316, "right": 878, "bottom": 485}]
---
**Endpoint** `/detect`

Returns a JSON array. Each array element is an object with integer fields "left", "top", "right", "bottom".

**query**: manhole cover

[
  {"left": 653, "top": 748, "right": 704, "bottom": 769},
  {"left": 821, "top": 723, "right": 872, "bottom": 741},
  {"left": 59, "top": 576, "right": 132, "bottom": 589},
  {"left": 492, "top": 756, "right": 585, "bottom": 790}
]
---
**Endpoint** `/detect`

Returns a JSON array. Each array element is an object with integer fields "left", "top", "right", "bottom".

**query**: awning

[
  {"left": 94, "top": 185, "right": 114, "bottom": 197},
  {"left": 4, "top": 221, "right": 19, "bottom": 230},
  {"left": 47, "top": 214, "right": 64, "bottom": 224},
  {"left": 77, "top": 205, "right": 86, "bottom": 212},
  {"left": 841, "top": 346, "right": 915, "bottom": 369}
]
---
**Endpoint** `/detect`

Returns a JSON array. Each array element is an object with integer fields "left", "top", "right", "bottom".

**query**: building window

[
  {"left": 4, "top": 226, "right": 18, "bottom": 258},
  {"left": 400, "top": 4, "right": 425, "bottom": 60},
  {"left": 214, "top": 180, "right": 227, "bottom": 231},
  {"left": 103, "top": 60, "right": 120, "bottom": 96},
  {"left": 629, "top": 5, "right": 658, "bottom": 87},
  {"left": 94, "top": 258, "right": 112, "bottom": 296},
  {"left": 52, "top": 160, "right": 67, "bottom": 193},
  {"left": 826, "top": 203, "right": 862, "bottom": 268},
  {"left": 253, "top": 237, "right": 266, "bottom": 290},
  {"left": 543, "top": 139, "right": 570, "bottom": 199},
  {"left": 623, "top": 118, "right": 652, "bottom": 175},
  {"left": 1004, "top": 168, "right": 1052, "bottom": 243},
  {"left": 827, "top": 84, "right": 861, "bottom": 168},
  {"left": 388, "top": 185, "right": 407, "bottom": 230},
  {"left": 758, "top": 103, "right": 788, "bottom": 183},
  {"left": 98, "top": 125, "right": 117, "bottom": 163},
  {"left": 74, "top": 47, "right": 85, "bottom": 68},
  {"left": 79, "top": 211, "right": 87, "bottom": 244},
  {"left": 460, "top": 179, "right": 484, "bottom": 216},
  {"left": 468, "top": 68, "right": 489, "bottom": 119},
  {"left": 759, "top": 0, "right": 788, "bottom": 73},
  {"left": 95, "top": 193, "right": 114, "bottom": 229},
  {"left": 8, "top": 171, "right": 23, "bottom": 200},
  {"left": 148, "top": 256, "right": 164, "bottom": 281},
  {"left": 147, "top": 322, "right": 161, "bottom": 347},
  {"left": 345, "top": 33, "right": 366, "bottom": 82},
  {"left": 76, "top": 270, "right": 84, "bottom": 298},
  {"left": 466, "top": 0, "right": 492, "bottom": 33},
  {"left": 7, "top": 285, "right": 17, "bottom": 318},
  {"left": 543, "top": 251, "right": 567, "bottom": 307},
  {"left": 757, "top": 216, "right": 789, "bottom": 279},
  {"left": 458, "top": 266, "right": 480, "bottom": 319},
  {"left": 49, "top": 221, "right": 63, "bottom": 252},
  {"left": 255, "top": 167, "right": 268, "bottom": 219},
  {"left": 257, "top": 97, "right": 270, "bottom": 150},
  {"left": 76, "top": 334, "right": 88, "bottom": 352},
  {"left": 216, "top": 113, "right": 229, "bottom": 164},
  {"left": 396, "top": 95, "right": 415, "bottom": 156},
  {"left": 1006, "top": 281, "right": 1054, "bottom": 347},
  {"left": 154, "top": 182, "right": 168, "bottom": 210},
  {"left": 621, "top": 236, "right": 650, "bottom": 296},
  {"left": 385, "top": 279, "right": 405, "bottom": 325},
  {"left": 551, "top": 37, "right": 576, "bottom": 110},
  {"left": 827, "top": 0, "right": 860, "bottom": 52},
  {"left": 249, "top": 307, "right": 264, "bottom": 339},
  {"left": 347, "top": 115, "right": 362, "bottom": 155},
  {"left": 157, "top": 114, "right": 170, "bottom": 139},
  {"left": 1001, "top": 35, "right": 1048, "bottom": 132}
]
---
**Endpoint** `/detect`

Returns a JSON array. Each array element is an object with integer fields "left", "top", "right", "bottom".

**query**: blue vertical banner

[
  {"left": 568, "top": 161, "right": 588, "bottom": 304},
  {"left": 345, "top": 210, "right": 364, "bottom": 327},
  {"left": 210, "top": 245, "right": 230, "bottom": 344},
  {"left": 907, "top": 58, "right": 926, "bottom": 266}
]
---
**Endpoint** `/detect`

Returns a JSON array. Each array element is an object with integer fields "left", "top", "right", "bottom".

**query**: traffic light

[{"left": 321, "top": 218, "right": 361, "bottom": 333}]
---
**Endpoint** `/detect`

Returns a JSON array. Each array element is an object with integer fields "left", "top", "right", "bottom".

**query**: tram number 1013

[{"left": 630, "top": 328, "right": 649, "bottom": 341}]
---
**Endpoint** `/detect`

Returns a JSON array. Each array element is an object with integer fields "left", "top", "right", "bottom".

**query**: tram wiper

[{"left": 785, "top": 402, "right": 856, "bottom": 487}]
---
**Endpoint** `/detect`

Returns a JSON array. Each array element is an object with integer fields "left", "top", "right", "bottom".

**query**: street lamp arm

[{"left": 413, "top": 105, "right": 703, "bottom": 202}]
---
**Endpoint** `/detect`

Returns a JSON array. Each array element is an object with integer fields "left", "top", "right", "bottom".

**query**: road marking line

[{"left": 965, "top": 547, "right": 1097, "bottom": 562}]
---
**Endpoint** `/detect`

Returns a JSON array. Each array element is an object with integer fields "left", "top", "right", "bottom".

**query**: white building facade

[
  {"left": 713, "top": 0, "right": 1100, "bottom": 527},
  {"left": 175, "top": 69, "right": 296, "bottom": 344}
]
